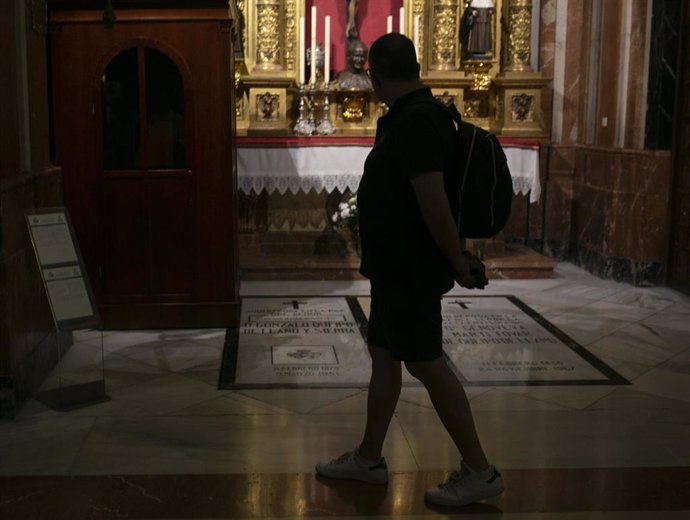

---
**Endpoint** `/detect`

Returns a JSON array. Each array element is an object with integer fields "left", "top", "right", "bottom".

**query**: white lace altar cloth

[{"left": 237, "top": 143, "right": 541, "bottom": 203}]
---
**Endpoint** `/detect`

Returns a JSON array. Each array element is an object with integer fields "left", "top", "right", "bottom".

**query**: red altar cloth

[{"left": 236, "top": 136, "right": 541, "bottom": 150}]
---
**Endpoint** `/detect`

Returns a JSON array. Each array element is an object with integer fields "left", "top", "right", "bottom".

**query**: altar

[
  {"left": 236, "top": 136, "right": 541, "bottom": 203},
  {"left": 233, "top": 1, "right": 548, "bottom": 139},
  {"left": 233, "top": 0, "right": 555, "bottom": 279}
]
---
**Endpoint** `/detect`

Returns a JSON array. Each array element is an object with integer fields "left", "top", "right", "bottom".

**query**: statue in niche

[
  {"left": 345, "top": 0, "right": 359, "bottom": 40},
  {"left": 460, "top": 0, "right": 495, "bottom": 59},
  {"left": 337, "top": 39, "right": 372, "bottom": 90}
]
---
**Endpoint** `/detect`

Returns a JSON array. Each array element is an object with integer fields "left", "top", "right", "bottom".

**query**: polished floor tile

[
  {"left": 2, "top": 263, "right": 690, "bottom": 519},
  {"left": 2, "top": 468, "right": 690, "bottom": 519}
]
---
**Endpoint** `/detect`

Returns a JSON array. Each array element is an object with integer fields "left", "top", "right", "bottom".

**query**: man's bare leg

[
  {"left": 406, "top": 356, "right": 489, "bottom": 471},
  {"left": 357, "top": 344, "right": 402, "bottom": 462}
]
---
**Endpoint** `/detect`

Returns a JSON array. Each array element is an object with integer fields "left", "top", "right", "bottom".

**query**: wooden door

[
  {"left": 49, "top": 7, "right": 239, "bottom": 328},
  {"left": 669, "top": 3, "right": 690, "bottom": 294},
  {"left": 100, "top": 45, "right": 195, "bottom": 303}
]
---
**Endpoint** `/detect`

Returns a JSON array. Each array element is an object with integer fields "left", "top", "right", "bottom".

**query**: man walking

[{"left": 315, "top": 33, "right": 504, "bottom": 507}]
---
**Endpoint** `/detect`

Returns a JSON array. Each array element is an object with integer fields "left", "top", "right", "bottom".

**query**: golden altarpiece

[{"left": 233, "top": 0, "right": 548, "bottom": 137}]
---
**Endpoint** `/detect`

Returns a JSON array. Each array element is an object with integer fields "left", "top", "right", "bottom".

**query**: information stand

[{"left": 26, "top": 208, "right": 110, "bottom": 411}]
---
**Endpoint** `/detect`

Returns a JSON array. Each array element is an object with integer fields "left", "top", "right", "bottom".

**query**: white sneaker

[
  {"left": 425, "top": 462, "right": 504, "bottom": 506},
  {"left": 315, "top": 450, "right": 388, "bottom": 484}
]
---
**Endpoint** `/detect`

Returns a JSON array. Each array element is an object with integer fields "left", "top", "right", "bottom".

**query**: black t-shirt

[{"left": 357, "top": 87, "right": 460, "bottom": 294}]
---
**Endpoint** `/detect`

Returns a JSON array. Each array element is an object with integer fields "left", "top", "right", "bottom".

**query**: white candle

[
  {"left": 324, "top": 16, "right": 331, "bottom": 84},
  {"left": 310, "top": 6, "right": 317, "bottom": 85},
  {"left": 413, "top": 15, "right": 420, "bottom": 59},
  {"left": 387, "top": 15, "right": 393, "bottom": 34},
  {"left": 399, "top": 7, "right": 405, "bottom": 35},
  {"left": 299, "top": 16, "right": 305, "bottom": 85}
]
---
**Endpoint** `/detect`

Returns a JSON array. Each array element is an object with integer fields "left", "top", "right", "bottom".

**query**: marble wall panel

[
  {"left": 609, "top": 190, "right": 669, "bottom": 262},
  {"left": 539, "top": 0, "right": 558, "bottom": 138},
  {"left": 538, "top": 143, "right": 672, "bottom": 285},
  {"left": 572, "top": 182, "right": 607, "bottom": 252},
  {"left": 595, "top": 0, "right": 623, "bottom": 148},
  {"left": 624, "top": 0, "right": 651, "bottom": 149},
  {"left": 560, "top": 0, "right": 588, "bottom": 144},
  {"left": 502, "top": 194, "right": 529, "bottom": 242},
  {"left": 543, "top": 145, "right": 576, "bottom": 243}
]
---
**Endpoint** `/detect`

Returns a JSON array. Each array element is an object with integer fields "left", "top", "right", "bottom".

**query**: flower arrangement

[
  {"left": 332, "top": 196, "right": 358, "bottom": 232},
  {"left": 331, "top": 196, "right": 360, "bottom": 254}
]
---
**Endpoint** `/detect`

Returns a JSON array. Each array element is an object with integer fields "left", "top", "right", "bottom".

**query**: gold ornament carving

[
  {"left": 465, "top": 62, "right": 492, "bottom": 91},
  {"left": 414, "top": 0, "right": 426, "bottom": 67},
  {"left": 235, "top": 70, "right": 244, "bottom": 118},
  {"left": 430, "top": 0, "right": 460, "bottom": 71},
  {"left": 463, "top": 98, "right": 481, "bottom": 118},
  {"left": 511, "top": 93, "right": 533, "bottom": 122},
  {"left": 284, "top": 0, "right": 297, "bottom": 72},
  {"left": 257, "top": 92, "right": 280, "bottom": 120},
  {"left": 341, "top": 92, "right": 368, "bottom": 123},
  {"left": 495, "top": 94, "right": 504, "bottom": 122},
  {"left": 505, "top": 1, "right": 533, "bottom": 72},
  {"left": 256, "top": 2, "right": 282, "bottom": 70},
  {"left": 435, "top": 91, "right": 456, "bottom": 107}
]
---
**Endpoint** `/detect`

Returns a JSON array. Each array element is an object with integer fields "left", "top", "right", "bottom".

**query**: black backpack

[{"left": 406, "top": 99, "right": 513, "bottom": 239}]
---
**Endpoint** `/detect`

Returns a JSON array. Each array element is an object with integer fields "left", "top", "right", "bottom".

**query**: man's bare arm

[{"left": 409, "top": 170, "right": 476, "bottom": 288}]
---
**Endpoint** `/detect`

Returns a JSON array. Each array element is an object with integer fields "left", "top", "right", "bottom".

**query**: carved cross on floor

[
  {"left": 283, "top": 300, "right": 307, "bottom": 309},
  {"left": 449, "top": 300, "right": 472, "bottom": 309}
]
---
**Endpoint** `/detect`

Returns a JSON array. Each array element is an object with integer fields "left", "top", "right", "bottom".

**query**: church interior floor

[{"left": 2, "top": 263, "right": 690, "bottom": 519}]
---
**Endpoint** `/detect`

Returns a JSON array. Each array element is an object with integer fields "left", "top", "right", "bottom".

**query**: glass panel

[
  {"left": 102, "top": 48, "right": 140, "bottom": 170},
  {"left": 145, "top": 48, "right": 185, "bottom": 170}
]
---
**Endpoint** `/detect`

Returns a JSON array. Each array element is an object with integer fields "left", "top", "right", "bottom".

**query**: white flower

[
  {"left": 341, "top": 208, "right": 351, "bottom": 218},
  {"left": 332, "top": 213, "right": 338, "bottom": 223},
  {"left": 338, "top": 203, "right": 348, "bottom": 211},
  {"left": 348, "top": 197, "right": 357, "bottom": 205}
]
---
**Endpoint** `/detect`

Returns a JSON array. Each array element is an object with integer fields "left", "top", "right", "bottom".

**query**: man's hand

[{"left": 462, "top": 250, "right": 488, "bottom": 289}]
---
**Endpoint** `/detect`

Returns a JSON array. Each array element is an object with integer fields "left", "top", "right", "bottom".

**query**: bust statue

[{"left": 337, "top": 39, "right": 372, "bottom": 90}]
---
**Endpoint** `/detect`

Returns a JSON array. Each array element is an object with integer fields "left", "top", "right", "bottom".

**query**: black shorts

[{"left": 366, "top": 281, "right": 443, "bottom": 362}]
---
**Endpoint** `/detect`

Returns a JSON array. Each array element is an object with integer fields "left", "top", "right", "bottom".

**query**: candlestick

[
  {"left": 399, "top": 7, "right": 405, "bottom": 35},
  {"left": 310, "top": 6, "right": 317, "bottom": 85},
  {"left": 299, "top": 16, "right": 305, "bottom": 85},
  {"left": 413, "top": 15, "right": 420, "bottom": 60},
  {"left": 324, "top": 16, "right": 330, "bottom": 85},
  {"left": 316, "top": 85, "right": 335, "bottom": 135},
  {"left": 294, "top": 84, "right": 315, "bottom": 136},
  {"left": 387, "top": 15, "right": 393, "bottom": 34}
]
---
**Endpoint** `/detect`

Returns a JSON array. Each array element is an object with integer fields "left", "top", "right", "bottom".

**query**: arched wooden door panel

[{"left": 99, "top": 45, "right": 195, "bottom": 303}]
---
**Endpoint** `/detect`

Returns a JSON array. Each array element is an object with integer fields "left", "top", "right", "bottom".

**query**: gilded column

[
  {"left": 429, "top": 0, "right": 461, "bottom": 72},
  {"left": 284, "top": 0, "right": 297, "bottom": 73},
  {"left": 412, "top": 0, "right": 426, "bottom": 71},
  {"left": 254, "top": 0, "right": 283, "bottom": 72},
  {"left": 503, "top": 0, "right": 533, "bottom": 73}
]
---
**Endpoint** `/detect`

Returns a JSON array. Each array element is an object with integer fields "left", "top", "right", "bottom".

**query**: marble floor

[{"left": 1, "top": 262, "right": 690, "bottom": 519}]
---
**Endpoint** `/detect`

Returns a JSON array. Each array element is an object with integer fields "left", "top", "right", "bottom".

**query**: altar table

[{"left": 237, "top": 137, "right": 541, "bottom": 203}]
